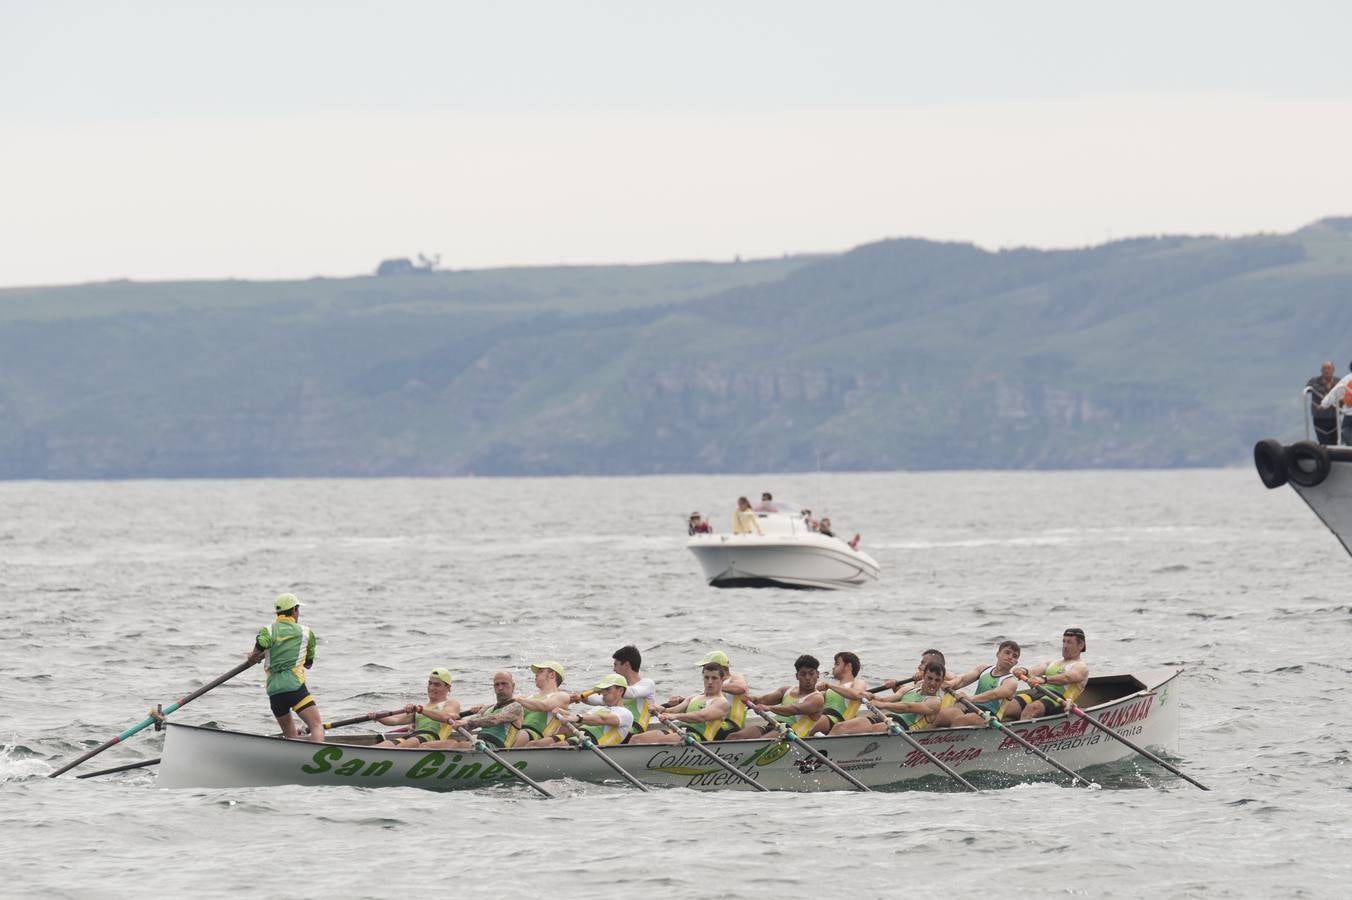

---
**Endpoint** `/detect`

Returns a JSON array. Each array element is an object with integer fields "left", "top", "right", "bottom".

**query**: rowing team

[{"left": 243, "top": 594, "right": 1090, "bottom": 749}]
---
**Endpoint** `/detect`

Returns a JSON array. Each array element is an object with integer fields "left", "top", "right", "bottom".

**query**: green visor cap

[
  {"left": 593, "top": 673, "right": 628, "bottom": 691},
  {"left": 429, "top": 668, "right": 453, "bottom": 686},
  {"left": 530, "top": 660, "right": 566, "bottom": 683},
  {"left": 274, "top": 593, "right": 300, "bottom": 613},
  {"left": 699, "top": 650, "right": 730, "bottom": 667}
]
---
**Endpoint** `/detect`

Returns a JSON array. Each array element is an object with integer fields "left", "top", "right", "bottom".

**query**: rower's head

[
  {"left": 919, "top": 649, "right": 945, "bottom": 672},
  {"left": 491, "top": 671, "right": 515, "bottom": 703},
  {"left": 612, "top": 645, "right": 642, "bottom": 679},
  {"left": 1062, "top": 628, "right": 1086, "bottom": 658},
  {"left": 274, "top": 593, "right": 300, "bottom": 619},
  {"left": 995, "top": 640, "right": 1021, "bottom": 671},
  {"left": 427, "top": 668, "right": 453, "bottom": 698},
  {"left": 832, "top": 651, "right": 860, "bottom": 680},
  {"left": 920, "top": 661, "right": 945, "bottom": 694},
  {"left": 794, "top": 654, "right": 820, "bottom": 693},
  {"left": 701, "top": 662, "right": 727, "bottom": 694},
  {"left": 530, "top": 661, "right": 566, "bottom": 690},
  {"left": 594, "top": 673, "right": 628, "bottom": 706}
]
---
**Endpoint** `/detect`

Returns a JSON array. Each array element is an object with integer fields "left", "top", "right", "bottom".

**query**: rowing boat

[{"left": 158, "top": 669, "right": 1183, "bottom": 792}]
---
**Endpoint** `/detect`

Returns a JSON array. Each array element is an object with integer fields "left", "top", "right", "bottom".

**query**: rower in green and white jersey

[
  {"left": 556, "top": 674, "right": 634, "bottom": 746},
  {"left": 1006, "top": 627, "right": 1089, "bottom": 720},
  {"left": 245, "top": 593, "right": 324, "bottom": 742},
  {"left": 424, "top": 672, "right": 524, "bottom": 751},
  {"left": 939, "top": 640, "right": 1022, "bottom": 727},
  {"left": 629, "top": 661, "right": 735, "bottom": 745},
  {"left": 370, "top": 668, "right": 461, "bottom": 747},
  {"left": 516, "top": 661, "right": 573, "bottom": 747},
  {"left": 729, "top": 654, "right": 824, "bottom": 740},
  {"left": 572, "top": 644, "right": 655, "bottom": 738},
  {"left": 812, "top": 651, "right": 867, "bottom": 734},
  {"left": 831, "top": 658, "right": 951, "bottom": 735}
]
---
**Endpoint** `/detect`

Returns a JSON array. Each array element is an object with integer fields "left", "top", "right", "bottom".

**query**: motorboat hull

[
  {"left": 1254, "top": 439, "right": 1352, "bottom": 556},
  {"left": 158, "top": 670, "right": 1183, "bottom": 792},
  {"left": 687, "top": 534, "right": 881, "bottom": 590}
]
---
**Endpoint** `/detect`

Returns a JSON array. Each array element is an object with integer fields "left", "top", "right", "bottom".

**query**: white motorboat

[
  {"left": 1254, "top": 392, "right": 1352, "bottom": 556},
  {"left": 687, "top": 502, "right": 880, "bottom": 590}
]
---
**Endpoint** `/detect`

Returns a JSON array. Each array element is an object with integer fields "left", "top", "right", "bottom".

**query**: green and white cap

[
  {"left": 274, "top": 593, "right": 300, "bottom": 613},
  {"left": 530, "top": 660, "right": 566, "bottom": 683},
  {"left": 593, "top": 673, "right": 628, "bottom": 691},
  {"left": 699, "top": 650, "right": 730, "bottom": 667},
  {"left": 429, "top": 668, "right": 453, "bottom": 686}
]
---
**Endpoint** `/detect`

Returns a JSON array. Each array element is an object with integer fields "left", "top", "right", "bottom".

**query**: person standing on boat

[
  {"left": 556, "top": 674, "right": 635, "bottom": 746},
  {"left": 516, "top": 661, "right": 573, "bottom": 747},
  {"left": 688, "top": 512, "right": 713, "bottom": 535},
  {"left": 246, "top": 593, "right": 323, "bottom": 743},
  {"left": 573, "top": 644, "right": 655, "bottom": 737},
  {"left": 1005, "top": 628, "right": 1089, "bottom": 720},
  {"left": 1317, "top": 361, "right": 1352, "bottom": 445},
  {"left": 424, "top": 671, "right": 524, "bottom": 750},
  {"left": 940, "top": 640, "right": 1022, "bottom": 726},
  {"left": 1308, "top": 361, "right": 1340, "bottom": 445},
  {"left": 370, "top": 668, "right": 461, "bottom": 747},
  {"left": 732, "top": 497, "right": 763, "bottom": 535},
  {"left": 812, "top": 651, "right": 868, "bottom": 734},
  {"left": 755, "top": 492, "right": 777, "bottom": 512},
  {"left": 728, "top": 654, "right": 825, "bottom": 740},
  {"left": 629, "top": 661, "right": 736, "bottom": 744}
]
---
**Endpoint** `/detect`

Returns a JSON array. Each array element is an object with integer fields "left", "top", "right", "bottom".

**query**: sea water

[{"left": 1, "top": 470, "right": 1349, "bottom": 898}]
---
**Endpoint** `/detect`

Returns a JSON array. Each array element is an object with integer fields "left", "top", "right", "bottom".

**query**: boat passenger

[
  {"left": 629, "top": 662, "right": 736, "bottom": 745},
  {"left": 754, "top": 492, "right": 777, "bottom": 512},
  {"left": 1318, "top": 362, "right": 1352, "bottom": 445},
  {"left": 688, "top": 513, "right": 713, "bottom": 535},
  {"left": 816, "top": 517, "right": 861, "bottom": 550},
  {"left": 939, "top": 641, "right": 1022, "bottom": 726},
  {"left": 572, "top": 644, "right": 655, "bottom": 738},
  {"left": 370, "top": 668, "right": 461, "bottom": 747},
  {"left": 729, "top": 654, "right": 824, "bottom": 740},
  {"left": 556, "top": 674, "right": 634, "bottom": 746},
  {"left": 246, "top": 593, "right": 324, "bottom": 742},
  {"left": 423, "top": 671, "right": 523, "bottom": 750},
  {"left": 732, "top": 497, "right": 763, "bottom": 535},
  {"left": 812, "top": 651, "right": 867, "bottom": 734},
  {"left": 515, "top": 661, "right": 573, "bottom": 747},
  {"left": 1309, "top": 361, "right": 1340, "bottom": 446},
  {"left": 1005, "top": 628, "right": 1090, "bottom": 720}
]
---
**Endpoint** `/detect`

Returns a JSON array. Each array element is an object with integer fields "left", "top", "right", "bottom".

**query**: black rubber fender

[
  {"left": 1253, "top": 439, "right": 1288, "bottom": 489},
  {"left": 1283, "top": 440, "right": 1331, "bottom": 488}
]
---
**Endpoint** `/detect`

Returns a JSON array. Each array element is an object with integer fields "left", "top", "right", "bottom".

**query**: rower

[
  {"left": 556, "top": 674, "right": 634, "bottom": 746},
  {"left": 571, "top": 644, "right": 655, "bottom": 738},
  {"left": 629, "top": 661, "right": 736, "bottom": 744},
  {"left": 516, "top": 661, "right": 573, "bottom": 747},
  {"left": 728, "top": 654, "right": 825, "bottom": 739},
  {"left": 371, "top": 668, "right": 461, "bottom": 747},
  {"left": 1006, "top": 628, "right": 1089, "bottom": 720},
  {"left": 424, "top": 671, "right": 524, "bottom": 750},
  {"left": 939, "top": 641, "right": 1022, "bottom": 727},
  {"left": 812, "top": 650, "right": 867, "bottom": 734},
  {"left": 831, "top": 657, "right": 950, "bottom": 735},
  {"left": 246, "top": 593, "right": 324, "bottom": 743},
  {"left": 662, "top": 651, "right": 748, "bottom": 730},
  {"left": 873, "top": 648, "right": 946, "bottom": 693}
]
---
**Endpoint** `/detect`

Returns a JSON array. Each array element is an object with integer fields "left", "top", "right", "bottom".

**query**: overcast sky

[{"left": 3, "top": 1, "right": 1350, "bottom": 287}]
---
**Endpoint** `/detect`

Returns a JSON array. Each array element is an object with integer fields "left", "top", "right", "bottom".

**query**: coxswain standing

[
  {"left": 246, "top": 593, "right": 323, "bottom": 742},
  {"left": 1005, "top": 628, "right": 1089, "bottom": 720}
]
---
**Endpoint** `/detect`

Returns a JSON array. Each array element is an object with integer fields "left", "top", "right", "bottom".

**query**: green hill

[{"left": 2, "top": 223, "right": 1350, "bottom": 477}]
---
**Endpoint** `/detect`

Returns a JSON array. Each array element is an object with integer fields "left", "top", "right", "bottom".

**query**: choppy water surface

[{"left": 2, "top": 470, "right": 1350, "bottom": 898}]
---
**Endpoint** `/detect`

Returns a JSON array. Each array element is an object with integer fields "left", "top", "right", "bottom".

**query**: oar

[
  {"left": 49, "top": 658, "right": 257, "bottom": 778},
  {"left": 75, "top": 707, "right": 407, "bottom": 780},
  {"left": 451, "top": 725, "right": 553, "bottom": 798},
  {"left": 1033, "top": 686, "right": 1209, "bottom": 791},
  {"left": 649, "top": 717, "right": 769, "bottom": 792},
  {"left": 865, "top": 676, "right": 916, "bottom": 693},
  {"left": 551, "top": 712, "right": 649, "bottom": 792},
  {"left": 745, "top": 700, "right": 871, "bottom": 792},
  {"left": 861, "top": 698, "right": 979, "bottom": 792},
  {"left": 954, "top": 696, "right": 1092, "bottom": 787}
]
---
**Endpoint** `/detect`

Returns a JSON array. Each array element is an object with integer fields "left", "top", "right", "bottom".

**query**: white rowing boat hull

[
  {"left": 159, "top": 669, "right": 1183, "bottom": 792},
  {"left": 686, "top": 534, "right": 881, "bottom": 590}
]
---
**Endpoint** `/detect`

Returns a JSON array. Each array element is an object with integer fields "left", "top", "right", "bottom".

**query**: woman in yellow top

[{"left": 732, "top": 496, "right": 763, "bottom": 535}]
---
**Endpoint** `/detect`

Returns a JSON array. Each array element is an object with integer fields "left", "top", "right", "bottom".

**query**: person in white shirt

[
  {"left": 556, "top": 674, "right": 634, "bottom": 746},
  {"left": 572, "top": 644, "right": 656, "bottom": 739},
  {"left": 1318, "top": 362, "right": 1352, "bottom": 446}
]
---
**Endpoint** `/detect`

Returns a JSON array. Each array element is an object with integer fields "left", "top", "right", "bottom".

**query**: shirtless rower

[
  {"left": 422, "top": 671, "right": 523, "bottom": 750},
  {"left": 571, "top": 644, "right": 655, "bottom": 738},
  {"left": 659, "top": 651, "right": 749, "bottom": 734},
  {"left": 515, "top": 661, "right": 572, "bottom": 747},
  {"left": 1004, "top": 628, "right": 1089, "bottom": 720},
  {"left": 629, "top": 661, "right": 737, "bottom": 744},
  {"left": 812, "top": 650, "right": 867, "bottom": 734},
  {"left": 728, "top": 654, "right": 825, "bottom": 739},
  {"left": 831, "top": 655, "right": 950, "bottom": 735},
  {"left": 370, "top": 667, "right": 462, "bottom": 747},
  {"left": 939, "top": 641, "right": 1022, "bottom": 727},
  {"left": 556, "top": 674, "right": 634, "bottom": 746}
]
